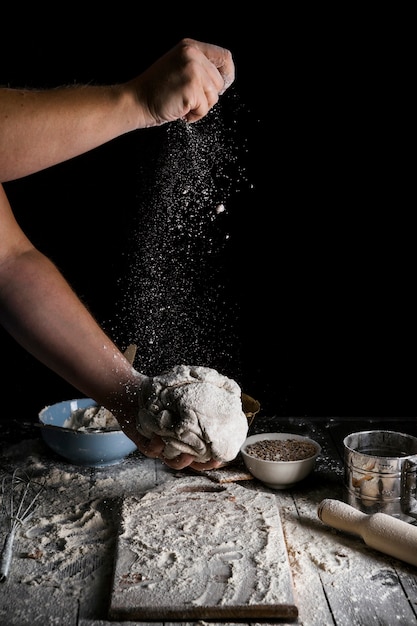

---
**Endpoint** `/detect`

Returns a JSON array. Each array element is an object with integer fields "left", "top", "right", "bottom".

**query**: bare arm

[
  {"left": 0, "top": 184, "right": 147, "bottom": 441},
  {"left": 0, "top": 38, "right": 234, "bottom": 182},
  {"left": 0, "top": 38, "right": 234, "bottom": 468},
  {"left": 0, "top": 185, "right": 223, "bottom": 470}
]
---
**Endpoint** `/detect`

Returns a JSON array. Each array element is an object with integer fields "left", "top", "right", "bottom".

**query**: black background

[{"left": 0, "top": 8, "right": 414, "bottom": 421}]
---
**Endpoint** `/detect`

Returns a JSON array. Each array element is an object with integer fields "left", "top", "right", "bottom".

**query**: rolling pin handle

[{"left": 318, "top": 498, "right": 417, "bottom": 567}]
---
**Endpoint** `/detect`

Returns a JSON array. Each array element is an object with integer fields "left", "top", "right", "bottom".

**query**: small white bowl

[{"left": 240, "top": 432, "right": 321, "bottom": 489}]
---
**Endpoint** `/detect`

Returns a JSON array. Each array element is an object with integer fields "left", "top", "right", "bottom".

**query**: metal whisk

[{"left": 0, "top": 469, "right": 45, "bottom": 583}]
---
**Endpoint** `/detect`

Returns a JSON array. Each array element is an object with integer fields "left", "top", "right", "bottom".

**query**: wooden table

[{"left": 0, "top": 415, "right": 416, "bottom": 625}]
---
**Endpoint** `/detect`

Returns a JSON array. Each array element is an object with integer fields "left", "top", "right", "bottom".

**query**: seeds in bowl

[{"left": 244, "top": 438, "right": 318, "bottom": 462}]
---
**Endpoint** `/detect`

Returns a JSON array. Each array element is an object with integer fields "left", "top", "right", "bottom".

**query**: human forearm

[
  {"left": 0, "top": 84, "right": 139, "bottom": 182},
  {"left": 0, "top": 36, "right": 236, "bottom": 465},
  {"left": 0, "top": 247, "right": 145, "bottom": 414},
  {"left": 0, "top": 250, "right": 228, "bottom": 465},
  {"left": 0, "top": 38, "right": 235, "bottom": 183}
]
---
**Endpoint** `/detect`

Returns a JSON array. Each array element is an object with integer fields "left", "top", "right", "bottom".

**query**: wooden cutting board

[{"left": 109, "top": 476, "right": 298, "bottom": 621}]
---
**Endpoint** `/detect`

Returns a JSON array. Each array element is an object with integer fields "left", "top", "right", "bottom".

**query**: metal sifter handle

[{"left": 401, "top": 455, "right": 417, "bottom": 521}]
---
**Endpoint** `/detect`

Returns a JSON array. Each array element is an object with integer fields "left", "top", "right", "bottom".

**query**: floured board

[{"left": 109, "top": 476, "right": 298, "bottom": 621}]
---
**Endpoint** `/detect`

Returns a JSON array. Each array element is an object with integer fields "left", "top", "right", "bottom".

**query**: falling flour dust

[{"left": 111, "top": 96, "right": 251, "bottom": 378}]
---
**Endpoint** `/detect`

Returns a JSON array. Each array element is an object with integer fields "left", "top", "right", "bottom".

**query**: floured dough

[{"left": 137, "top": 365, "right": 248, "bottom": 463}]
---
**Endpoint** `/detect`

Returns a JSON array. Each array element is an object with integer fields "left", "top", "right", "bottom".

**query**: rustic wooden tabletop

[{"left": 0, "top": 414, "right": 416, "bottom": 626}]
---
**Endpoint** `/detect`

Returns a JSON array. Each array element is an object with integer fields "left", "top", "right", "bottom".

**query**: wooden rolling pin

[{"left": 317, "top": 498, "right": 417, "bottom": 567}]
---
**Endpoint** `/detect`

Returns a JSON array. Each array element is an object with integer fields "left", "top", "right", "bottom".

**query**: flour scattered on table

[
  {"left": 0, "top": 436, "right": 172, "bottom": 614},
  {"left": 109, "top": 476, "right": 296, "bottom": 620}
]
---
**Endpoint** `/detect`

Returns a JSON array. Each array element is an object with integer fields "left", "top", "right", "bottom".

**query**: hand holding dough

[{"left": 137, "top": 365, "right": 248, "bottom": 463}]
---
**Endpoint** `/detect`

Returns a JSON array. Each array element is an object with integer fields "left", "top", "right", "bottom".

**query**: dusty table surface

[{"left": 0, "top": 415, "right": 416, "bottom": 626}]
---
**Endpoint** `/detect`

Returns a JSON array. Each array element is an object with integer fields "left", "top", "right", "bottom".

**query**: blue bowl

[{"left": 38, "top": 398, "right": 137, "bottom": 467}]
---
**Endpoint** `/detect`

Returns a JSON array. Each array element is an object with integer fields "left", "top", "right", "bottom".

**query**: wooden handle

[
  {"left": 318, "top": 498, "right": 366, "bottom": 534},
  {"left": 123, "top": 344, "right": 137, "bottom": 366},
  {"left": 318, "top": 498, "right": 417, "bottom": 567}
]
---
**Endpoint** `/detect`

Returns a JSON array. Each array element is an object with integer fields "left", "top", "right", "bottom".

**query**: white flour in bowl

[{"left": 63, "top": 405, "right": 119, "bottom": 431}]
